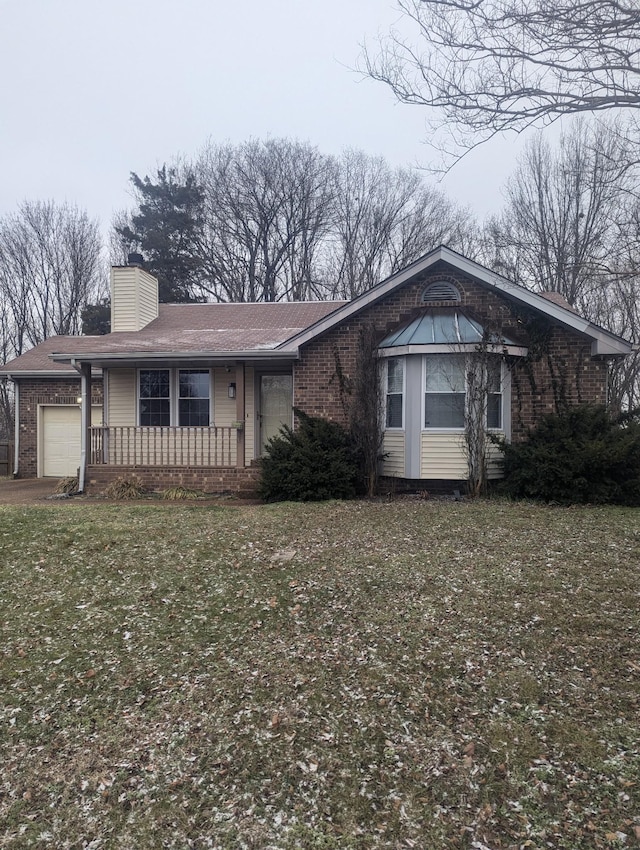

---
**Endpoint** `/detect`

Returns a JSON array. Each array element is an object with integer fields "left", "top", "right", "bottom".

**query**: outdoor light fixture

[
  {"left": 76, "top": 397, "right": 82, "bottom": 404},
  {"left": 228, "top": 382, "right": 236, "bottom": 399}
]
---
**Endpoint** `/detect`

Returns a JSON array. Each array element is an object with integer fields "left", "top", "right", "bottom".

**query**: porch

[
  {"left": 87, "top": 425, "right": 261, "bottom": 495},
  {"left": 89, "top": 425, "right": 239, "bottom": 468}
]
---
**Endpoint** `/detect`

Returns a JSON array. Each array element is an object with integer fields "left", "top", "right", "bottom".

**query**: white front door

[{"left": 259, "top": 374, "right": 293, "bottom": 453}]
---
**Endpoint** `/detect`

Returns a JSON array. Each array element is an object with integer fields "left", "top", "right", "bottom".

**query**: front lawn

[{"left": 1, "top": 499, "right": 639, "bottom": 849}]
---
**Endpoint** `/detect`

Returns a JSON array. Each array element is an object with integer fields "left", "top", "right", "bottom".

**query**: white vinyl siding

[
  {"left": 213, "top": 368, "right": 237, "bottom": 426},
  {"left": 381, "top": 431, "right": 405, "bottom": 477},
  {"left": 110, "top": 266, "right": 159, "bottom": 332},
  {"left": 107, "top": 369, "right": 137, "bottom": 426},
  {"left": 420, "top": 432, "right": 503, "bottom": 480}
]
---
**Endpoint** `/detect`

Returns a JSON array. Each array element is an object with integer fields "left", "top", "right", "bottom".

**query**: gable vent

[{"left": 421, "top": 281, "right": 461, "bottom": 303}]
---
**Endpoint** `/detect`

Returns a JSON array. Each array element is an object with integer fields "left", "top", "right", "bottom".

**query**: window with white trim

[
  {"left": 139, "top": 369, "right": 171, "bottom": 426},
  {"left": 385, "top": 357, "right": 404, "bottom": 428},
  {"left": 424, "top": 355, "right": 503, "bottom": 430},
  {"left": 424, "top": 355, "right": 466, "bottom": 428},
  {"left": 178, "top": 370, "right": 210, "bottom": 426},
  {"left": 139, "top": 368, "right": 211, "bottom": 426},
  {"left": 486, "top": 360, "right": 502, "bottom": 429}
]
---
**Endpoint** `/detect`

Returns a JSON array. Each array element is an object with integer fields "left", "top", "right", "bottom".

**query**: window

[
  {"left": 179, "top": 370, "right": 210, "bottom": 426},
  {"left": 424, "top": 355, "right": 504, "bottom": 430},
  {"left": 139, "top": 369, "right": 211, "bottom": 426},
  {"left": 139, "top": 369, "right": 170, "bottom": 426},
  {"left": 486, "top": 361, "right": 502, "bottom": 429},
  {"left": 385, "top": 358, "right": 404, "bottom": 428},
  {"left": 425, "top": 355, "right": 466, "bottom": 428}
]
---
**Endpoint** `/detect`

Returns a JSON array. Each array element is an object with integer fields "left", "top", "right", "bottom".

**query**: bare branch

[{"left": 362, "top": 0, "right": 640, "bottom": 163}]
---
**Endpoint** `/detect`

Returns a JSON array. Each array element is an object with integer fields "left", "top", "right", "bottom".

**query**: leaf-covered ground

[{"left": 1, "top": 499, "right": 639, "bottom": 849}]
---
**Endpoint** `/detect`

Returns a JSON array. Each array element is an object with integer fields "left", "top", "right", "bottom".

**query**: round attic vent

[{"left": 421, "top": 280, "right": 461, "bottom": 303}]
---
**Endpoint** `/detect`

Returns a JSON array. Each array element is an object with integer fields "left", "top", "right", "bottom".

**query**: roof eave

[
  {"left": 50, "top": 349, "right": 300, "bottom": 365},
  {"left": 277, "top": 245, "right": 632, "bottom": 354},
  {"left": 0, "top": 368, "right": 103, "bottom": 380}
]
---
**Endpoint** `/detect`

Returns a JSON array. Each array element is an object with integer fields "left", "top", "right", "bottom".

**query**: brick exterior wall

[
  {"left": 16, "top": 376, "right": 103, "bottom": 479},
  {"left": 87, "top": 464, "right": 260, "bottom": 497},
  {"left": 294, "top": 268, "right": 609, "bottom": 442}
]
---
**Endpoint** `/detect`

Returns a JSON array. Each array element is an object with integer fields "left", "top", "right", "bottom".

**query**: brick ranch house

[{"left": 0, "top": 246, "right": 631, "bottom": 495}]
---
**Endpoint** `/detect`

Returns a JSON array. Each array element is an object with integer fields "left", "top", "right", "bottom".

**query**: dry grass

[
  {"left": 160, "top": 486, "right": 206, "bottom": 501},
  {"left": 0, "top": 499, "right": 639, "bottom": 849},
  {"left": 54, "top": 476, "right": 78, "bottom": 495},
  {"left": 102, "top": 475, "right": 147, "bottom": 500}
]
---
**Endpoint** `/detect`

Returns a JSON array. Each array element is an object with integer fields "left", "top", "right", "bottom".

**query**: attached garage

[{"left": 39, "top": 405, "right": 102, "bottom": 478}]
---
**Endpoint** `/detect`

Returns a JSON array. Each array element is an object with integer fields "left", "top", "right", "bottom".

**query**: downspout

[
  {"left": 12, "top": 380, "right": 19, "bottom": 478},
  {"left": 71, "top": 359, "right": 89, "bottom": 493}
]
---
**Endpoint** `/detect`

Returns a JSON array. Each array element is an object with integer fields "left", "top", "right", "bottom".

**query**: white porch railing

[{"left": 90, "top": 426, "right": 236, "bottom": 467}]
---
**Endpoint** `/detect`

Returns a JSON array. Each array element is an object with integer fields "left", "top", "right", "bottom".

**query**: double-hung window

[
  {"left": 139, "top": 369, "right": 171, "bottom": 426},
  {"left": 178, "top": 370, "right": 210, "bottom": 426},
  {"left": 385, "top": 358, "right": 404, "bottom": 428},
  {"left": 486, "top": 361, "right": 502, "bottom": 429},
  {"left": 139, "top": 369, "right": 211, "bottom": 426},
  {"left": 424, "top": 355, "right": 466, "bottom": 428}
]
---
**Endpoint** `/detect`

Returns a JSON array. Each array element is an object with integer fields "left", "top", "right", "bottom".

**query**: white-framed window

[
  {"left": 423, "top": 354, "right": 503, "bottom": 430},
  {"left": 424, "top": 354, "right": 466, "bottom": 428},
  {"left": 385, "top": 357, "right": 404, "bottom": 428},
  {"left": 486, "top": 360, "right": 503, "bottom": 430},
  {"left": 138, "top": 368, "right": 211, "bottom": 426},
  {"left": 139, "top": 369, "right": 171, "bottom": 426},
  {"left": 178, "top": 370, "right": 210, "bottom": 426}
]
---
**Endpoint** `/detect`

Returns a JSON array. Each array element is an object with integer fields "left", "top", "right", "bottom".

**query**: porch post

[
  {"left": 78, "top": 363, "right": 91, "bottom": 492},
  {"left": 235, "top": 362, "right": 245, "bottom": 468}
]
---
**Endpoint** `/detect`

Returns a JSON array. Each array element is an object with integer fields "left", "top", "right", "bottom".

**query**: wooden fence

[{"left": 0, "top": 442, "right": 13, "bottom": 477}]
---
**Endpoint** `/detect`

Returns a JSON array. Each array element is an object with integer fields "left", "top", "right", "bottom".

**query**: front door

[{"left": 259, "top": 374, "right": 293, "bottom": 453}]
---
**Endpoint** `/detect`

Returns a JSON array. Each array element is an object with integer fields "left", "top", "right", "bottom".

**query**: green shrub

[
  {"left": 259, "top": 411, "right": 359, "bottom": 502},
  {"left": 497, "top": 404, "right": 640, "bottom": 505}
]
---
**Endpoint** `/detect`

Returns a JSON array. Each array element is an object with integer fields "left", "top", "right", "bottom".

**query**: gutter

[
  {"left": 70, "top": 359, "right": 88, "bottom": 494},
  {"left": 50, "top": 349, "right": 299, "bottom": 364},
  {"left": 13, "top": 382, "right": 19, "bottom": 478}
]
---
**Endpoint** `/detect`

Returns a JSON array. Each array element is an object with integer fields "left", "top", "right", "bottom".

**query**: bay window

[
  {"left": 385, "top": 357, "right": 404, "bottom": 428},
  {"left": 486, "top": 361, "right": 503, "bottom": 430},
  {"left": 423, "top": 355, "right": 504, "bottom": 430},
  {"left": 424, "top": 355, "right": 466, "bottom": 428}
]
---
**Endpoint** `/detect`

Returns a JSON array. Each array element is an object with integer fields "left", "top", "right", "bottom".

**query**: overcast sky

[{"left": 0, "top": 0, "right": 532, "bottom": 232}]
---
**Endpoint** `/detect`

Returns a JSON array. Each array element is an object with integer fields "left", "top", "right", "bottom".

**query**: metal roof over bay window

[{"left": 378, "top": 309, "right": 528, "bottom": 356}]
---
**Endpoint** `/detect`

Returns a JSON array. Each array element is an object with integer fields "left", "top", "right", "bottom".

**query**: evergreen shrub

[
  {"left": 259, "top": 411, "right": 359, "bottom": 502},
  {"left": 497, "top": 404, "right": 640, "bottom": 505}
]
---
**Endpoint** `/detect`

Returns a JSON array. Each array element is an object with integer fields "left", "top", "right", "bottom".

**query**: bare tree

[
  {"left": 323, "top": 149, "right": 477, "bottom": 298},
  {"left": 363, "top": 0, "right": 640, "bottom": 163},
  {"left": 194, "top": 139, "right": 336, "bottom": 302},
  {"left": 486, "top": 121, "right": 636, "bottom": 315},
  {"left": 484, "top": 120, "right": 640, "bottom": 411},
  {"left": 0, "top": 201, "right": 103, "bottom": 354}
]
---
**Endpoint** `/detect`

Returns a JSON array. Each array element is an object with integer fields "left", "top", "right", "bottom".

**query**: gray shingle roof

[{"left": 0, "top": 301, "right": 347, "bottom": 373}]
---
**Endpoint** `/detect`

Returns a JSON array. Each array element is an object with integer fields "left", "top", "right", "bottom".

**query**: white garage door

[{"left": 41, "top": 406, "right": 102, "bottom": 478}]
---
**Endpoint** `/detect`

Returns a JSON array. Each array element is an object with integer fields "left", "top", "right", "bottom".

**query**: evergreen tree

[
  {"left": 116, "top": 167, "right": 204, "bottom": 303},
  {"left": 82, "top": 298, "right": 111, "bottom": 335}
]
